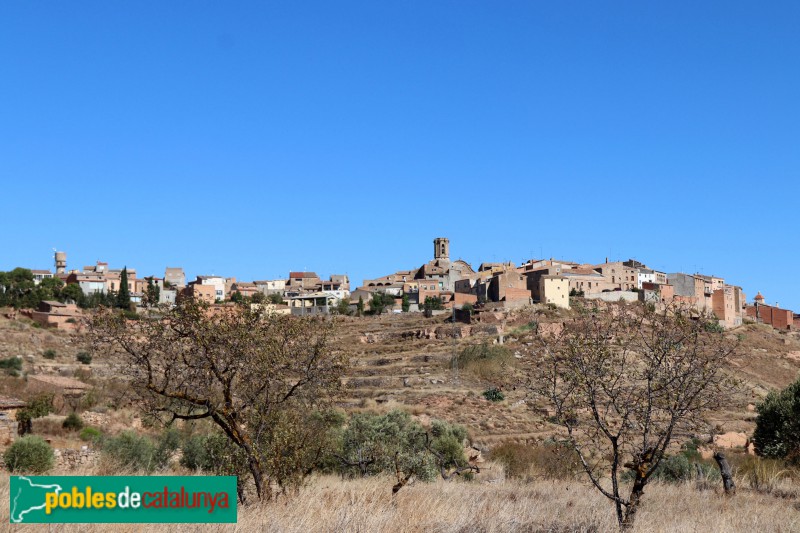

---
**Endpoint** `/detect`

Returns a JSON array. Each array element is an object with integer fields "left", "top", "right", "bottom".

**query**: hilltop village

[{"left": 7, "top": 238, "right": 798, "bottom": 332}]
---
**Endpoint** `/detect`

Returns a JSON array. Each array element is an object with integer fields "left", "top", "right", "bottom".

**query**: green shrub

[
  {"left": 76, "top": 352, "right": 92, "bottom": 365},
  {"left": 42, "top": 349, "right": 56, "bottom": 359},
  {"left": 423, "top": 296, "right": 444, "bottom": 312},
  {"left": 0, "top": 357, "right": 22, "bottom": 376},
  {"left": 333, "top": 410, "right": 470, "bottom": 483},
  {"left": 649, "top": 454, "right": 694, "bottom": 482},
  {"left": 753, "top": 376, "right": 800, "bottom": 463},
  {"left": 4, "top": 436, "right": 55, "bottom": 473},
  {"left": 62, "top": 413, "right": 84, "bottom": 431},
  {"left": 16, "top": 394, "right": 54, "bottom": 435},
  {"left": 180, "top": 435, "right": 210, "bottom": 470},
  {"left": 704, "top": 320, "right": 725, "bottom": 333},
  {"left": 482, "top": 388, "right": 504, "bottom": 402},
  {"left": 79, "top": 427, "right": 102, "bottom": 442},
  {"left": 0, "top": 357, "right": 22, "bottom": 371},
  {"left": 102, "top": 429, "right": 178, "bottom": 472}
]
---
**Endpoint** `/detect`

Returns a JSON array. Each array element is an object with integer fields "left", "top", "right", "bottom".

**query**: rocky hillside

[{"left": 2, "top": 305, "right": 800, "bottom": 451}]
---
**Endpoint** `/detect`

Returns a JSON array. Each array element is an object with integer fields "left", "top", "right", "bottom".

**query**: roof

[
  {"left": 41, "top": 300, "right": 67, "bottom": 307},
  {"left": 289, "top": 272, "right": 319, "bottom": 279},
  {"left": 31, "top": 269, "right": 52, "bottom": 274},
  {"left": 0, "top": 396, "right": 26, "bottom": 409},
  {"left": 73, "top": 275, "right": 106, "bottom": 282},
  {"left": 562, "top": 270, "right": 605, "bottom": 278},
  {"left": 27, "top": 375, "right": 91, "bottom": 391}
]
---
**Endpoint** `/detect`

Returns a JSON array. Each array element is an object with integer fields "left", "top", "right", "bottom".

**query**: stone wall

[
  {"left": 0, "top": 414, "right": 18, "bottom": 447},
  {"left": 54, "top": 447, "right": 100, "bottom": 469}
]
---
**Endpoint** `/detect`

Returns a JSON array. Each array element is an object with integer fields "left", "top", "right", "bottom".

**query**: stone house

[
  {"left": 26, "top": 375, "right": 91, "bottom": 413},
  {"left": 0, "top": 396, "right": 26, "bottom": 446},
  {"left": 30, "top": 301, "right": 82, "bottom": 330},
  {"left": 164, "top": 267, "right": 186, "bottom": 288},
  {"left": 182, "top": 283, "right": 217, "bottom": 304},
  {"left": 288, "top": 272, "right": 321, "bottom": 291},
  {"left": 254, "top": 279, "right": 288, "bottom": 296}
]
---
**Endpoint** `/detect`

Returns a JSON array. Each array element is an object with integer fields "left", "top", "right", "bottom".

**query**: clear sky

[{"left": 1, "top": 2, "right": 798, "bottom": 309}]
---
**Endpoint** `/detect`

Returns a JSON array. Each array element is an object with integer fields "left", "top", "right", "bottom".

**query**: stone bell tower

[{"left": 433, "top": 237, "right": 450, "bottom": 262}]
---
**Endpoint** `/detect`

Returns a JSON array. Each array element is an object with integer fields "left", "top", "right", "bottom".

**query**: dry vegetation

[
  {"left": 2, "top": 305, "right": 800, "bottom": 530},
  {"left": 1, "top": 464, "right": 799, "bottom": 532}
]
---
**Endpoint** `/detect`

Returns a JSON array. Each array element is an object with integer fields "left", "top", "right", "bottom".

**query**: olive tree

[
  {"left": 523, "top": 302, "right": 737, "bottom": 530},
  {"left": 90, "top": 298, "right": 348, "bottom": 501},
  {"left": 334, "top": 410, "right": 477, "bottom": 493}
]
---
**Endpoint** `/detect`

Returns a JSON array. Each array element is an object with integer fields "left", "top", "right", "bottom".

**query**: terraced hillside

[
  {"left": 332, "top": 307, "right": 800, "bottom": 449},
  {"left": 1, "top": 305, "right": 800, "bottom": 452}
]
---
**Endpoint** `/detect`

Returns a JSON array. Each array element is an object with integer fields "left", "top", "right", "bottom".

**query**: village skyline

[{"left": 5, "top": 236, "right": 797, "bottom": 333}]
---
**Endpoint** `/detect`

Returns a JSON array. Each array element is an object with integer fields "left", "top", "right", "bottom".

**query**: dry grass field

[{"left": 1, "top": 466, "right": 799, "bottom": 532}]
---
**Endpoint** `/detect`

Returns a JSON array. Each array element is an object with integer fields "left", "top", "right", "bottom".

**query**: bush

[
  {"left": 369, "top": 292, "right": 396, "bottom": 315},
  {"left": 181, "top": 433, "right": 244, "bottom": 474},
  {"left": 704, "top": 320, "right": 725, "bottom": 333},
  {"left": 333, "top": 410, "right": 470, "bottom": 484},
  {"left": 482, "top": 388, "right": 504, "bottom": 402},
  {"left": 0, "top": 357, "right": 22, "bottom": 371},
  {"left": 42, "top": 349, "right": 56, "bottom": 359},
  {"left": 453, "top": 343, "right": 513, "bottom": 380},
  {"left": 423, "top": 296, "right": 444, "bottom": 312},
  {"left": 16, "top": 394, "right": 54, "bottom": 436},
  {"left": 491, "top": 441, "right": 580, "bottom": 480},
  {"left": 101, "top": 429, "right": 179, "bottom": 472},
  {"left": 753, "top": 376, "right": 800, "bottom": 463},
  {"left": 76, "top": 352, "right": 92, "bottom": 365},
  {"left": 0, "top": 356, "right": 22, "bottom": 376},
  {"left": 4, "top": 436, "right": 55, "bottom": 473},
  {"left": 736, "top": 456, "right": 790, "bottom": 494},
  {"left": 62, "top": 413, "right": 84, "bottom": 431},
  {"left": 649, "top": 454, "right": 694, "bottom": 483},
  {"left": 79, "top": 427, "right": 102, "bottom": 442}
]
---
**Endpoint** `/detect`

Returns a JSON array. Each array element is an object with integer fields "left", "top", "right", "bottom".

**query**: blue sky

[{"left": 1, "top": 2, "right": 798, "bottom": 309}]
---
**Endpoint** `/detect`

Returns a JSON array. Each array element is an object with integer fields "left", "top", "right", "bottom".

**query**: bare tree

[
  {"left": 523, "top": 302, "right": 737, "bottom": 530},
  {"left": 90, "top": 298, "right": 347, "bottom": 501}
]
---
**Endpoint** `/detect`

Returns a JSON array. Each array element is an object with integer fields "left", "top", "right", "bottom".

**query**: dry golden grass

[{"left": 2, "top": 465, "right": 799, "bottom": 532}]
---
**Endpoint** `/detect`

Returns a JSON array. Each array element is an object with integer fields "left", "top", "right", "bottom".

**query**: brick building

[{"left": 746, "top": 292, "right": 794, "bottom": 330}]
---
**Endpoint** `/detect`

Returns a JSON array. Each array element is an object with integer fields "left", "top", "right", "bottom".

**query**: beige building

[
  {"left": 164, "top": 267, "right": 186, "bottom": 288},
  {"left": 592, "top": 260, "right": 642, "bottom": 291},
  {"left": 183, "top": 283, "right": 217, "bottom": 304},
  {"left": 539, "top": 275, "right": 570, "bottom": 309}
]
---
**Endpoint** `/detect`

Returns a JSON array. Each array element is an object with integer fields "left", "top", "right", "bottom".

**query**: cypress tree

[{"left": 117, "top": 267, "right": 131, "bottom": 309}]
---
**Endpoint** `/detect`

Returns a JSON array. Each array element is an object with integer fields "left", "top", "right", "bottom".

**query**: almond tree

[
  {"left": 523, "top": 302, "right": 737, "bottom": 530},
  {"left": 90, "top": 298, "right": 347, "bottom": 501}
]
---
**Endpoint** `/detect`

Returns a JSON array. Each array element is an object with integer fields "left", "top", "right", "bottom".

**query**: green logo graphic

[{"left": 9, "top": 476, "right": 237, "bottom": 523}]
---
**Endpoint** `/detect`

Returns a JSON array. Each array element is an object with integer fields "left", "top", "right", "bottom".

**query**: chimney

[{"left": 605, "top": 257, "right": 608, "bottom": 263}]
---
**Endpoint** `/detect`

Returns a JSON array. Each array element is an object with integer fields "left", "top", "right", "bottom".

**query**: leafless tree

[
  {"left": 523, "top": 302, "right": 737, "bottom": 529},
  {"left": 90, "top": 298, "right": 347, "bottom": 501}
]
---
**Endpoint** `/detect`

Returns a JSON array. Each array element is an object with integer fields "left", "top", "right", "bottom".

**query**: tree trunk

[
  {"left": 713, "top": 452, "right": 736, "bottom": 495},
  {"left": 392, "top": 473, "right": 412, "bottom": 495},
  {"left": 621, "top": 475, "right": 646, "bottom": 530},
  {"left": 248, "top": 455, "right": 269, "bottom": 501}
]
